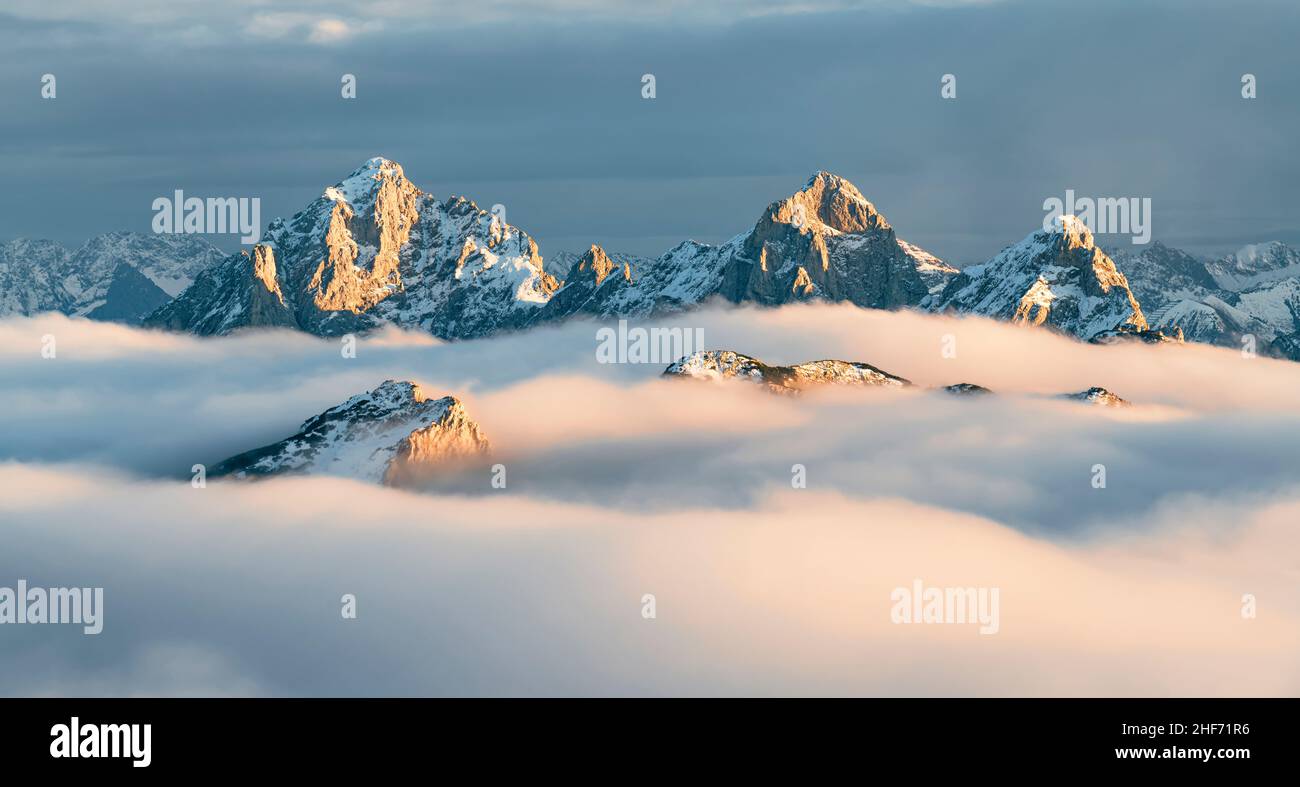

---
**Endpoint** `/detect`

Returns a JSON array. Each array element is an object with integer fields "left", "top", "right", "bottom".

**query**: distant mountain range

[
  {"left": 1107, "top": 241, "right": 1300, "bottom": 358},
  {"left": 2, "top": 157, "right": 1297, "bottom": 360},
  {"left": 0, "top": 232, "right": 224, "bottom": 324}
]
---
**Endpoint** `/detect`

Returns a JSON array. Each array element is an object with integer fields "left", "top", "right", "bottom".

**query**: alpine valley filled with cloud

[{"left": 3, "top": 155, "right": 1300, "bottom": 696}]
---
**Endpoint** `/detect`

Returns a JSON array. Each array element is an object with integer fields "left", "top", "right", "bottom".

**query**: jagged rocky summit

[
  {"left": 926, "top": 216, "right": 1147, "bottom": 341},
  {"left": 147, "top": 158, "right": 559, "bottom": 338},
  {"left": 142, "top": 160, "right": 954, "bottom": 339},
  {"left": 211, "top": 380, "right": 490, "bottom": 486},
  {"left": 4, "top": 155, "right": 1295, "bottom": 361}
]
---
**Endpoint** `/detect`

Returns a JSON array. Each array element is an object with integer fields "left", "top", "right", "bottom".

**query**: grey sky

[{"left": 1, "top": 0, "right": 1298, "bottom": 264}]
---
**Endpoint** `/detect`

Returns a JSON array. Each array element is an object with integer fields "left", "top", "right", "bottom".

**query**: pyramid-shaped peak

[
  {"left": 350, "top": 157, "right": 405, "bottom": 178},
  {"left": 805, "top": 169, "right": 862, "bottom": 191},
  {"left": 1046, "top": 214, "right": 1096, "bottom": 250},
  {"left": 769, "top": 170, "right": 888, "bottom": 234},
  {"left": 324, "top": 158, "right": 417, "bottom": 206},
  {"left": 571, "top": 244, "right": 627, "bottom": 286}
]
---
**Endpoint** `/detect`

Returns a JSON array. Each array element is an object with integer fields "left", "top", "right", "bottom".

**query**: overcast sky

[{"left": 2, "top": 0, "right": 1298, "bottom": 263}]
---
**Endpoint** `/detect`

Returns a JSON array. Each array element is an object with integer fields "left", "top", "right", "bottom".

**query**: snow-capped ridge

[
  {"left": 212, "top": 379, "right": 489, "bottom": 486},
  {"left": 928, "top": 218, "right": 1147, "bottom": 340},
  {"left": 664, "top": 349, "right": 911, "bottom": 394},
  {"left": 0, "top": 232, "right": 225, "bottom": 323}
]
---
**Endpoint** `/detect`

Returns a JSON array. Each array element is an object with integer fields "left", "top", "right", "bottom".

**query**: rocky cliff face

[
  {"left": 531, "top": 244, "right": 635, "bottom": 323},
  {"left": 722, "top": 171, "right": 931, "bottom": 308},
  {"left": 144, "top": 161, "right": 949, "bottom": 338},
  {"left": 145, "top": 245, "right": 297, "bottom": 333},
  {"left": 146, "top": 158, "right": 559, "bottom": 338},
  {"left": 9, "top": 156, "right": 1292, "bottom": 363},
  {"left": 211, "top": 380, "right": 490, "bottom": 486},
  {"left": 544, "top": 171, "right": 947, "bottom": 322},
  {"left": 928, "top": 216, "right": 1147, "bottom": 341}
]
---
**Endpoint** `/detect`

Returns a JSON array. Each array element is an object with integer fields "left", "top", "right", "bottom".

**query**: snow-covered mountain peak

[
  {"left": 567, "top": 244, "right": 631, "bottom": 287},
  {"left": 148, "top": 158, "right": 558, "bottom": 338},
  {"left": 365, "top": 379, "right": 433, "bottom": 408},
  {"left": 768, "top": 171, "right": 889, "bottom": 235},
  {"left": 1051, "top": 214, "right": 1095, "bottom": 250},
  {"left": 212, "top": 379, "right": 489, "bottom": 486},
  {"left": 323, "top": 156, "right": 416, "bottom": 208},
  {"left": 349, "top": 156, "right": 406, "bottom": 181},
  {"left": 928, "top": 218, "right": 1147, "bottom": 339}
]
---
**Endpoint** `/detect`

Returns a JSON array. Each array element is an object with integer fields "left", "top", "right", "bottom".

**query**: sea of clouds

[{"left": 1, "top": 303, "right": 1298, "bottom": 695}]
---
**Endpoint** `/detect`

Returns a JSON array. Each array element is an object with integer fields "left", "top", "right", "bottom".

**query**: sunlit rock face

[
  {"left": 141, "top": 162, "right": 953, "bottom": 337},
  {"left": 122, "top": 158, "right": 1299, "bottom": 360},
  {"left": 145, "top": 245, "right": 297, "bottom": 334},
  {"left": 928, "top": 216, "right": 1147, "bottom": 341},
  {"left": 211, "top": 380, "right": 490, "bottom": 486},
  {"left": 722, "top": 171, "right": 931, "bottom": 309},
  {"left": 532, "top": 244, "right": 636, "bottom": 323},
  {"left": 146, "top": 158, "right": 559, "bottom": 339},
  {"left": 537, "top": 171, "right": 947, "bottom": 322}
]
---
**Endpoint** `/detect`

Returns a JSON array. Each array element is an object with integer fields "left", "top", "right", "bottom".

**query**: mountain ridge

[{"left": 3, "top": 156, "right": 1298, "bottom": 361}]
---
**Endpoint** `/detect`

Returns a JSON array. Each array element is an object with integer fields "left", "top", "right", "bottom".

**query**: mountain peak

[
  {"left": 1061, "top": 387, "right": 1131, "bottom": 407},
  {"left": 211, "top": 379, "right": 488, "bottom": 485},
  {"left": 930, "top": 216, "right": 1148, "bottom": 339},
  {"left": 775, "top": 171, "right": 886, "bottom": 234},
  {"left": 371, "top": 378, "right": 430, "bottom": 405},
  {"left": 1047, "top": 214, "right": 1095, "bottom": 250},
  {"left": 351, "top": 156, "right": 405, "bottom": 178},
  {"left": 570, "top": 244, "right": 631, "bottom": 287},
  {"left": 325, "top": 157, "right": 412, "bottom": 205},
  {"left": 804, "top": 169, "right": 857, "bottom": 190}
]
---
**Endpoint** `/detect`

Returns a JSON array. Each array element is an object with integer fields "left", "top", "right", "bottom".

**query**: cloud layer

[{"left": 2, "top": 305, "right": 1299, "bottom": 695}]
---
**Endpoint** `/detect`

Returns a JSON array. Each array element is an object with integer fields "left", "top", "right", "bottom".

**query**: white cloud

[
  {"left": 1, "top": 305, "right": 1298, "bottom": 694},
  {"left": 244, "top": 12, "right": 381, "bottom": 45},
  {"left": 0, "top": 466, "right": 1295, "bottom": 696}
]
